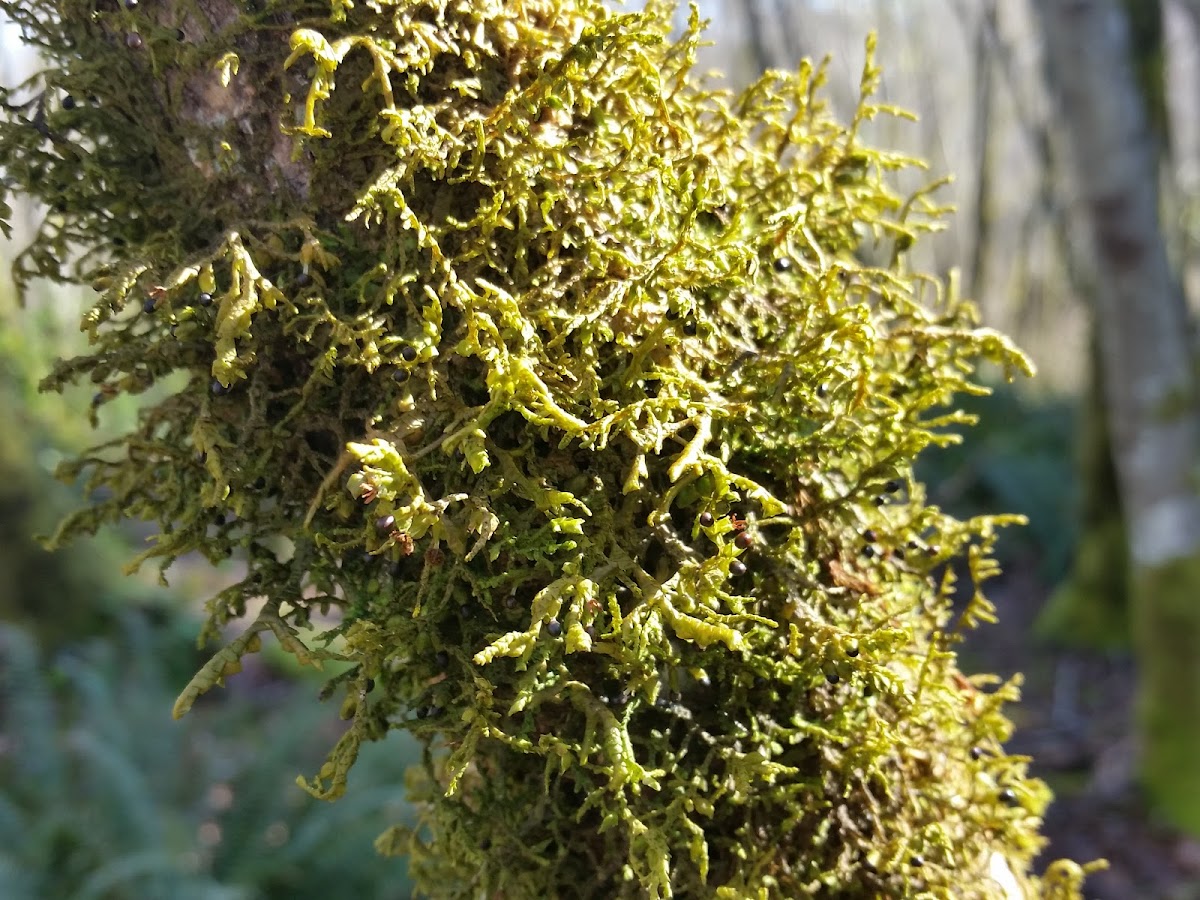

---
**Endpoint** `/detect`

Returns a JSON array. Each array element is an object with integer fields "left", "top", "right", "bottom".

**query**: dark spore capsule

[
  {"left": 681, "top": 319, "right": 698, "bottom": 337},
  {"left": 504, "top": 593, "right": 519, "bottom": 609},
  {"left": 733, "top": 531, "right": 753, "bottom": 550},
  {"left": 846, "top": 644, "right": 859, "bottom": 658},
  {"left": 909, "top": 855, "right": 924, "bottom": 868},
  {"left": 375, "top": 514, "right": 396, "bottom": 534},
  {"left": 197, "top": 291, "right": 213, "bottom": 307},
  {"left": 969, "top": 746, "right": 985, "bottom": 761},
  {"left": 999, "top": 788, "right": 1019, "bottom": 807},
  {"left": 825, "top": 670, "right": 840, "bottom": 685},
  {"left": 699, "top": 511, "right": 714, "bottom": 527},
  {"left": 546, "top": 618, "right": 562, "bottom": 637},
  {"left": 62, "top": 94, "right": 76, "bottom": 110},
  {"left": 773, "top": 257, "right": 792, "bottom": 273},
  {"left": 124, "top": 0, "right": 138, "bottom": 7},
  {"left": 883, "top": 479, "right": 902, "bottom": 494},
  {"left": 142, "top": 296, "right": 157, "bottom": 314},
  {"left": 862, "top": 528, "right": 877, "bottom": 543},
  {"left": 665, "top": 307, "right": 680, "bottom": 321},
  {"left": 295, "top": 271, "right": 312, "bottom": 287},
  {"left": 585, "top": 624, "right": 596, "bottom": 640},
  {"left": 400, "top": 344, "right": 418, "bottom": 362},
  {"left": 211, "top": 379, "right": 229, "bottom": 396},
  {"left": 252, "top": 476, "right": 266, "bottom": 490},
  {"left": 364, "top": 678, "right": 375, "bottom": 693},
  {"left": 861, "top": 545, "right": 875, "bottom": 559},
  {"left": 175, "top": 28, "right": 186, "bottom": 41},
  {"left": 816, "top": 383, "right": 827, "bottom": 398},
  {"left": 125, "top": 32, "right": 144, "bottom": 50},
  {"left": 729, "top": 559, "right": 747, "bottom": 577},
  {"left": 392, "top": 368, "right": 410, "bottom": 383},
  {"left": 91, "top": 392, "right": 104, "bottom": 406}
]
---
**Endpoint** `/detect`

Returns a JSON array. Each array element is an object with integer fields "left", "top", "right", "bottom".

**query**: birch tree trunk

[{"left": 1036, "top": 0, "right": 1200, "bottom": 834}]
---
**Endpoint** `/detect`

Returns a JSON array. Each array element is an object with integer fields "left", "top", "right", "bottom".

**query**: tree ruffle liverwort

[{"left": 0, "top": 0, "right": 1102, "bottom": 896}]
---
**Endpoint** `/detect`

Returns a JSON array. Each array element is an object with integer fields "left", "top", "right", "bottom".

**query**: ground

[{"left": 966, "top": 561, "right": 1200, "bottom": 899}]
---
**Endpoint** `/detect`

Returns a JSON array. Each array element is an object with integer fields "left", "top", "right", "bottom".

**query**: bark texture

[{"left": 1036, "top": 0, "right": 1200, "bottom": 833}]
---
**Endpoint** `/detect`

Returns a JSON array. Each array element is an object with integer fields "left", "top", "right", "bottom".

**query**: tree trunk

[{"left": 1036, "top": 0, "right": 1200, "bottom": 834}]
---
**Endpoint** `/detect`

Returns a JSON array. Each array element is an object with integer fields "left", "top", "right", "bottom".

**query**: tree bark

[{"left": 1036, "top": 0, "right": 1200, "bottom": 834}]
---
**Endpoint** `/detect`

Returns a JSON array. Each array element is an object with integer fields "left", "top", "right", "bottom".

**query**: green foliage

[
  {"left": 0, "top": 274, "right": 166, "bottom": 648},
  {"left": 0, "top": 613, "right": 417, "bottom": 900},
  {"left": 0, "top": 0, "right": 1098, "bottom": 896},
  {"left": 914, "top": 382, "right": 1078, "bottom": 582}
]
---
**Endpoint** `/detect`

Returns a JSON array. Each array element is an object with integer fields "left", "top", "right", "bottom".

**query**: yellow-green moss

[{"left": 1, "top": 0, "right": 1092, "bottom": 896}]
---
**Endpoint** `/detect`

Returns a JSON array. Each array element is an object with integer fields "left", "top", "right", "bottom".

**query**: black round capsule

[
  {"left": 546, "top": 618, "right": 562, "bottom": 637},
  {"left": 825, "top": 670, "right": 840, "bottom": 685},
  {"left": 392, "top": 368, "right": 410, "bottom": 384},
  {"left": 816, "top": 383, "right": 827, "bottom": 398},
  {"left": 504, "top": 593, "right": 518, "bottom": 609},
  {"left": 883, "top": 479, "right": 902, "bottom": 494},
  {"left": 585, "top": 624, "right": 596, "bottom": 640},
  {"left": 211, "top": 379, "right": 229, "bottom": 396},
  {"left": 175, "top": 28, "right": 186, "bottom": 41},
  {"left": 969, "top": 746, "right": 985, "bottom": 761},
  {"left": 665, "top": 308, "right": 680, "bottom": 321},
  {"left": 124, "top": 0, "right": 138, "bottom": 7},
  {"left": 862, "top": 528, "right": 877, "bottom": 543},
  {"left": 699, "top": 511, "right": 714, "bottom": 527},
  {"left": 999, "top": 788, "right": 1019, "bottom": 806},
  {"left": 681, "top": 319, "right": 698, "bottom": 336},
  {"left": 62, "top": 94, "right": 76, "bottom": 110},
  {"left": 846, "top": 645, "right": 859, "bottom": 658},
  {"left": 894, "top": 547, "right": 906, "bottom": 561},
  {"left": 252, "top": 476, "right": 266, "bottom": 490},
  {"left": 295, "top": 271, "right": 312, "bottom": 288},
  {"left": 733, "top": 531, "right": 753, "bottom": 550},
  {"left": 415, "top": 706, "right": 428, "bottom": 719},
  {"left": 142, "top": 297, "right": 157, "bottom": 314},
  {"left": 364, "top": 678, "right": 375, "bottom": 693},
  {"left": 910, "top": 855, "right": 924, "bottom": 868},
  {"left": 729, "top": 559, "right": 747, "bottom": 577},
  {"left": 773, "top": 257, "right": 792, "bottom": 273},
  {"left": 400, "top": 344, "right": 418, "bottom": 362},
  {"left": 125, "top": 32, "right": 144, "bottom": 50},
  {"left": 91, "top": 392, "right": 104, "bottom": 406},
  {"left": 861, "top": 545, "right": 875, "bottom": 559},
  {"left": 375, "top": 514, "right": 395, "bottom": 533},
  {"left": 197, "top": 292, "right": 213, "bottom": 307}
]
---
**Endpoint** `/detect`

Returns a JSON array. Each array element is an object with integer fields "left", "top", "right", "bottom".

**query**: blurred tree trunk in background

[
  {"left": 738, "top": 0, "right": 806, "bottom": 73},
  {"left": 1036, "top": 0, "right": 1200, "bottom": 834},
  {"left": 1038, "top": 0, "right": 1173, "bottom": 648}
]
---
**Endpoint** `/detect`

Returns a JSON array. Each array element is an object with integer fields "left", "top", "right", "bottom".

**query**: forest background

[{"left": 2, "top": 1, "right": 1198, "bottom": 897}]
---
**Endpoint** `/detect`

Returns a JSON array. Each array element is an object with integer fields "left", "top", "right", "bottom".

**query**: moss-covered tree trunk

[
  {"left": 2, "top": 1, "right": 1096, "bottom": 895},
  {"left": 1036, "top": 0, "right": 1200, "bottom": 834}
]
